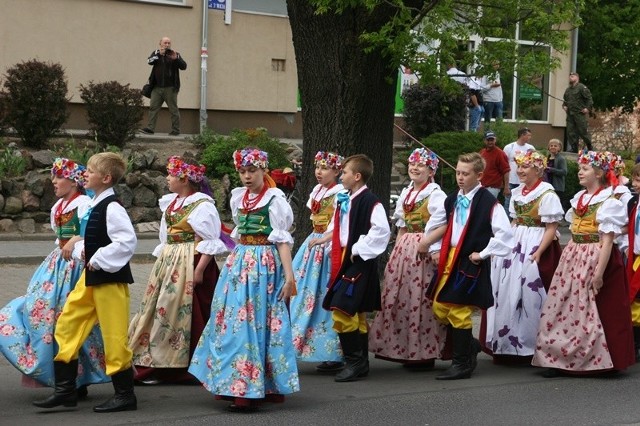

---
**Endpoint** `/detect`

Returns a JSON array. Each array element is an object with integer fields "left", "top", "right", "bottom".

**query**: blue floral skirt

[
  {"left": 188, "top": 244, "right": 299, "bottom": 400},
  {"left": 0, "top": 248, "right": 109, "bottom": 387},
  {"left": 289, "top": 233, "right": 342, "bottom": 362}
]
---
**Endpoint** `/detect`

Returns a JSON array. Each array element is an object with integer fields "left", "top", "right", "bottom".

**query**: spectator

[
  {"left": 483, "top": 61, "right": 503, "bottom": 126},
  {"left": 467, "top": 76, "right": 484, "bottom": 132},
  {"left": 479, "top": 131, "right": 509, "bottom": 200},
  {"left": 545, "top": 138, "right": 568, "bottom": 212},
  {"left": 562, "top": 72, "right": 593, "bottom": 152},
  {"left": 141, "top": 37, "right": 187, "bottom": 136}
]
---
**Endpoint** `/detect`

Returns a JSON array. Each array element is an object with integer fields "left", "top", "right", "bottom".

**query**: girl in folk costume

[
  {"left": 532, "top": 150, "right": 635, "bottom": 377},
  {"left": 128, "top": 156, "right": 228, "bottom": 384},
  {"left": 485, "top": 151, "right": 563, "bottom": 363},
  {"left": 0, "top": 158, "right": 109, "bottom": 393},
  {"left": 289, "top": 151, "right": 345, "bottom": 372},
  {"left": 369, "top": 148, "right": 447, "bottom": 368},
  {"left": 189, "top": 148, "right": 299, "bottom": 412}
]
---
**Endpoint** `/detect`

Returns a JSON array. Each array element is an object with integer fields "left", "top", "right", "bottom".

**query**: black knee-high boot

[
  {"left": 93, "top": 367, "right": 137, "bottom": 413},
  {"left": 634, "top": 327, "right": 640, "bottom": 362},
  {"left": 335, "top": 331, "right": 368, "bottom": 382},
  {"left": 360, "top": 332, "right": 370, "bottom": 377},
  {"left": 32, "top": 360, "right": 78, "bottom": 408},
  {"left": 436, "top": 328, "right": 473, "bottom": 380}
]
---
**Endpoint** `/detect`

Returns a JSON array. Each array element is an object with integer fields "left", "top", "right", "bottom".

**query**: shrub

[
  {"left": 2, "top": 60, "right": 69, "bottom": 148},
  {"left": 50, "top": 137, "right": 102, "bottom": 166},
  {"left": 79, "top": 81, "right": 144, "bottom": 148},
  {"left": 402, "top": 82, "right": 466, "bottom": 139},
  {"left": 0, "top": 140, "right": 26, "bottom": 178},
  {"left": 0, "top": 93, "right": 8, "bottom": 136},
  {"left": 197, "top": 128, "right": 290, "bottom": 188},
  {"left": 563, "top": 158, "right": 579, "bottom": 208}
]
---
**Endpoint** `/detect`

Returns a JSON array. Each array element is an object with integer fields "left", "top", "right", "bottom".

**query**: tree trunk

[{"left": 286, "top": 0, "right": 398, "bottom": 244}]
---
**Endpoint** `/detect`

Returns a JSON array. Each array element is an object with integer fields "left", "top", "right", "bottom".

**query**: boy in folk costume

[
  {"left": 312, "top": 154, "right": 391, "bottom": 382},
  {"left": 624, "top": 163, "right": 640, "bottom": 362},
  {"left": 33, "top": 152, "right": 138, "bottom": 412},
  {"left": 426, "top": 152, "right": 514, "bottom": 380}
]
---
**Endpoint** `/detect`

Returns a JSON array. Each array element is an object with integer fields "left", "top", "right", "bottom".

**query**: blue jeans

[
  {"left": 469, "top": 105, "right": 483, "bottom": 132},
  {"left": 484, "top": 101, "right": 503, "bottom": 124}
]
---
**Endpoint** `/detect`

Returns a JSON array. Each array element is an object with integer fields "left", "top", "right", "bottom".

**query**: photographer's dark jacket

[{"left": 148, "top": 49, "right": 187, "bottom": 91}]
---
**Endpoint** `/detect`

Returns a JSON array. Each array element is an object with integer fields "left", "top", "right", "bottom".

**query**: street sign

[{"left": 208, "top": 0, "right": 225, "bottom": 10}]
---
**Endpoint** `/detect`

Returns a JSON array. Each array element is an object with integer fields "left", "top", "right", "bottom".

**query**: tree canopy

[{"left": 578, "top": 0, "right": 640, "bottom": 112}]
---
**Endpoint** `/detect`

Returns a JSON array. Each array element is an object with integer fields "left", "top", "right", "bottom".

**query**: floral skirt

[
  {"left": 0, "top": 248, "right": 109, "bottom": 387},
  {"left": 188, "top": 244, "right": 299, "bottom": 399},
  {"left": 289, "top": 233, "right": 342, "bottom": 362},
  {"left": 369, "top": 232, "right": 446, "bottom": 362},
  {"left": 129, "top": 242, "right": 218, "bottom": 380},
  {"left": 532, "top": 241, "right": 634, "bottom": 372}
]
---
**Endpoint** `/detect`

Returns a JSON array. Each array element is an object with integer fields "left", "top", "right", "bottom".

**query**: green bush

[
  {"left": 0, "top": 140, "right": 26, "bottom": 178},
  {"left": 0, "top": 93, "right": 8, "bottom": 136},
  {"left": 2, "top": 60, "right": 69, "bottom": 148},
  {"left": 79, "top": 81, "right": 144, "bottom": 148},
  {"left": 563, "top": 158, "right": 579, "bottom": 207},
  {"left": 402, "top": 81, "right": 466, "bottom": 139},
  {"left": 50, "top": 137, "right": 102, "bottom": 166},
  {"left": 197, "top": 128, "right": 290, "bottom": 187}
]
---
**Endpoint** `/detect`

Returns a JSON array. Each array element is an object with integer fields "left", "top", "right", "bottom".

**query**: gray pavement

[{"left": 2, "top": 229, "right": 639, "bottom": 425}]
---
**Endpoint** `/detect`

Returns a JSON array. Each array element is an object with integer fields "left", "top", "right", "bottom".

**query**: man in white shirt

[
  {"left": 502, "top": 128, "right": 535, "bottom": 211},
  {"left": 483, "top": 61, "right": 503, "bottom": 125}
]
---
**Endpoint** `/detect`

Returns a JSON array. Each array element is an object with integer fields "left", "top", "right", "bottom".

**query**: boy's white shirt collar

[
  {"left": 458, "top": 183, "right": 482, "bottom": 200},
  {"left": 348, "top": 185, "right": 368, "bottom": 200},
  {"left": 90, "top": 187, "right": 115, "bottom": 206}
]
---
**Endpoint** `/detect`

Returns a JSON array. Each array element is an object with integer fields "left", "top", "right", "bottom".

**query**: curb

[{"left": 0, "top": 253, "right": 157, "bottom": 266}]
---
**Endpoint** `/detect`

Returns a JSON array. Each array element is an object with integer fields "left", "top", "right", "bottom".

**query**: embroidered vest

[
  {"left": 311, "top": 194, "right": 336, "bottom": 233},
  {"left": 237, "top": 197, "right": 274, "bottom": 236},
  {"left": 571, "top": 200, "right": 604, "bottom": 243},
  {"left": 403, "top": 197, "right": 431, "bottom": 233},
  {"left": 165, "top": 198, "right": 209, "bottom": 244},
  {"left": 513, "top": 189, "right": 553, "bottom": 228}
]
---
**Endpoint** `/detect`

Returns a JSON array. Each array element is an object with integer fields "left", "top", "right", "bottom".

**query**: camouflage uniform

[{"left": 563, "top": 82, "right": 593, "bottom": 152}]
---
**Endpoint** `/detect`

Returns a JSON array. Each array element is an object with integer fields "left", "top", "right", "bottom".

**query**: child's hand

[
  {"left": 309, "top": 238, "right": 322, "bottom": 248},
  {"left": 430, "top": 251, "right": 440, "bottom": 266},
  {"left": 193, "top": 268, "right": 205, "bottom": 287},
  {"left": 416, "top": 236, "right": 430, "bottom": 260},
  {"left": 278, "top": 276, "right": 296, "bottom": 301},
  {"left": 529, "top": 251, "right": 541, "bottom": 264},
  {"left": 61, "top": 240, "right": 74, "bottom": 261}
]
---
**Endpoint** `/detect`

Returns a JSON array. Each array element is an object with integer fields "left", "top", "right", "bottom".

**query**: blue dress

[
  {"left": 289, "top": 184, "right": 342, "bottom": 362},
  {"left": 189, "top": 188, "right": 299, "bottom": 402},
  {"left": 0, "top": 195, "right": 110, "bottom": 387}
]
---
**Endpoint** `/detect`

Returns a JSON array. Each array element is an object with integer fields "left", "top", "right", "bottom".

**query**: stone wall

[{"left": 0, "top": 148, "right": 170, "bottom": 234}]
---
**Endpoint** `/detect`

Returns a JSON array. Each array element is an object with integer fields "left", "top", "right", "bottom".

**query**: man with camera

[{"left": 141, "top": 37, "right": 187, "bottom": 136}]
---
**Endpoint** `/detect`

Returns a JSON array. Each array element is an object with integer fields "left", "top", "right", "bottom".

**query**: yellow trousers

[
  {"left": 432, "top": 248, "right": 474, "bottom": 329},
  {"left": 54, "top": 271, "right": 132, "bottom": 376},
  {"left": 332, "top": 311, "right": 368, "bottom": 334},
  {"left": 632, "top": 256, "right": 640, "bottom": 327}
]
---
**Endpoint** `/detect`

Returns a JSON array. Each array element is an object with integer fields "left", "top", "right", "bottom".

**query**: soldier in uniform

[{"left": 563, "top": 72, "right": 593, "bottom": 152}]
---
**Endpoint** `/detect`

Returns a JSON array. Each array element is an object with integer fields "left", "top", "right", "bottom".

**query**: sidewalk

[{"left": 0, "top": 233, "right": 159, "bottom": 265}]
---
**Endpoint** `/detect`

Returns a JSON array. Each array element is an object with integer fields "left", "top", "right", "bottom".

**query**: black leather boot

[
  {"left": 335, "top": 331, "right": 368, "bottom": 382},
  {"left": 634, "top": 327, "right": 640, "bottom": 362},
  {"left": 469, "top": 336, "right": 481, "bottom": 373},
  {"left": 93, "top": 367, "right": 137, "bottom": 413},
  {"left": 360, "top": 332, "right": 370, "bottom": 377},
  {"left": 436, "top": 328, "right": 473, "bottom": 380},
  {"left": 33, "top": 360, "right": 78, "bottom": 408}
]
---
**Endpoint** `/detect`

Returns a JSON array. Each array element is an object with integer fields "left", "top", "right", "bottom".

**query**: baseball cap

[{"left": 484, "top": 131, "right": 496, "bottom": 140}]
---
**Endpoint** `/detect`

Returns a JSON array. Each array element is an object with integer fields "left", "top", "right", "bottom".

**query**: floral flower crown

[
  {"left": 407, "top": 148, "right": 439, "bottom": 170},
  {"left": 577, "top": 150, "right": 613, "bottom": 173},
  {"left": 167, "top": 156, "right": 206, "bottom": 183},
  {"left": 314, "top": 151, "right": 344, "bottom": 169},
  {"left": 51, "top": 158, "right": 86, "bottom": 187},
  {"left": 514, "top": 150, "right": 547, "bottom": 169},
  {"left": 233, "top": 148, "right": 269, "bottom": 170}
]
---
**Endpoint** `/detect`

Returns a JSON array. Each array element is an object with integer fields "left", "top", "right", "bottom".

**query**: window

[{"left": 233, "top": 0, "right": 287, "bottom": 16}]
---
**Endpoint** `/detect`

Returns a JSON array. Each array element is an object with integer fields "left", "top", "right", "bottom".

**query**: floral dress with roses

[
  {"left": 368, "top": 182, "right": 448, "bottom": 363},
  {"left": 486, "top": 182, "right": 563, "bottom": 358},
  {"left": 289, "top": 183, "right": 343, "bottom": 362},
  {"left": 189, "top": 187, "right": 299, "bottom": 404},
  {"left": 532, "top": 187, "right": 635, "bottom": 372},
  {"left": 128, "top": 192, "right": 227, "bottom": 382},
  {"left": 0, "top": 195, "right": 109, "bottom": 387}
]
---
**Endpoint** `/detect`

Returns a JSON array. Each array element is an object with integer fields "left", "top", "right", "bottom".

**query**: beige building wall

[{"left": 1, "top": 0, "right": 299, "bottom": 133}]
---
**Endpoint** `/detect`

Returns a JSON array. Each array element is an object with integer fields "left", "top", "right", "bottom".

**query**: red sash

[{"left": 330, "top": 208, "right": 343, "bottom": 285}]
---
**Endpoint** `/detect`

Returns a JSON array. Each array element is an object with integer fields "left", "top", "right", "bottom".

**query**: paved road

[{"left": 1, "top": 231, "right": 638, "bottom": 425}]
